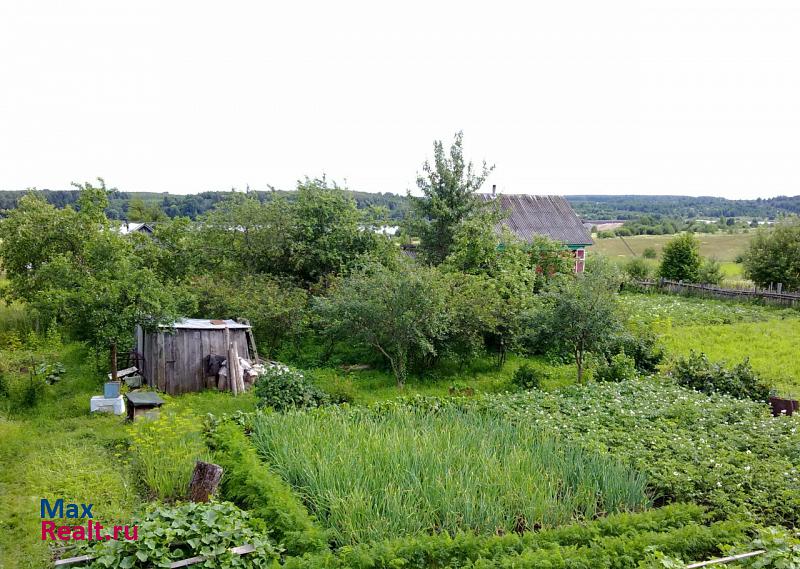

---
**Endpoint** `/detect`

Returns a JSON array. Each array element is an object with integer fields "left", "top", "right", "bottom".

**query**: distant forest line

[{"left": 1, "top": 188, "right": 799, "bottom": 221}]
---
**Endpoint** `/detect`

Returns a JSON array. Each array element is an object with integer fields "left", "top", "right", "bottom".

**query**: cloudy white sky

[{"left": 1, "top": 1, "right": 799, "bottom": 198}]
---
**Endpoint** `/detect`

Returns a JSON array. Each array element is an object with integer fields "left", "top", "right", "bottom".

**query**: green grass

[
  {"left": 309, "top": 354, "right": 576, "bottom": 404},
  {"left": 0, "top": 344, "right": 140, "bottom": 569},
  {"left": 0, "top": 300, "right": 36, "bottom": 337},
  {"left": 592, "top": 232, "right": 752, "bottom": 262},
  {"left": 619, "top": 293, "right": 800, "bottom": 396},
  {"left": 661, "top": 318, "right": 800, "bottom": 397},
  {"left": 620, "top": 292, "right": 799, "bottom": 327},
  {"left": 251, "top": 405, "right": 651, "bottom": 545},
  {"left": 0, "top": 340, "right": 258, "bottom": 569}
]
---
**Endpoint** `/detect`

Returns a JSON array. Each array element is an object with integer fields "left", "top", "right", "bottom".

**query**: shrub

[
  {"left": 128, "top": 411, "right": 210, "bottom": 500},
  {"left": 672, "top": 351, "right": 771, "bottom": 401},
  {"left": 251, "top": 405, "right": 650, "bottom": 545},
  {"left": 512, "top": 363, "right": 545, "bottom": 390},
  {"left": 642, "top": 247, "right": 657, "bottom": 259},
  {"left": 698, "top": 257, "right": 724, "bottom": 285},
  {"left": 625, "top": 258, "right": 652, "bottom": 280},
  {"left": 206, "top": 421, "right": 328, "bottom": 555},
  {"left": 84, "top": 501, "right": 278, "bottom": 568},
  {"left": 254, "top": 366, "right": 329, "bottom": 412},
  {"left": 594, "top": 352, "right": 637, "bottom": 383},
  {"left": 659, "top": 233, "right": 701, "bottom": 282},
  {"left": 613, "top": 329, "right": 665, "bottom": 373}
]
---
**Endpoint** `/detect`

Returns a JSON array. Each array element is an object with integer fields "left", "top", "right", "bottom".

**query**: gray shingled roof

[{"left": 480, "top": 194, "right": 593, "bottom": 246}]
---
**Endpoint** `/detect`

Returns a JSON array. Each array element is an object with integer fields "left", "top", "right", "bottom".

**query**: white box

[{"left": 90, "top": 395, "right": 126, "bottom": 415}]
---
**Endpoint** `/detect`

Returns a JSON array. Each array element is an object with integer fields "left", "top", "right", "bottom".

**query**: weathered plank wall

[{"left": 137, "top": 328, "right": 251, "bottom": 395}]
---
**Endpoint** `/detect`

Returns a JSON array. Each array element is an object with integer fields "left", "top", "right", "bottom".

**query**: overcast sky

[{"left": 1, "top": 1, "right": 799, "bottom": 199}]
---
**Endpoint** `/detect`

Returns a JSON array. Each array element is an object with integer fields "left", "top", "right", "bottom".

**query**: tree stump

[{"left": 187, "top": 461, "right": 223, "bottom": 503}]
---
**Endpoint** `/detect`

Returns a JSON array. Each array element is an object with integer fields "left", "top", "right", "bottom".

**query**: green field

[
  {"left": 619, "top": 292, "right": 800, "bottom": 396},
  {"left": 661, "top": 319, "right": 800, "bottom": 397},
  {"left": 592, "top": 232, "right": 753, "bottom": 262}
]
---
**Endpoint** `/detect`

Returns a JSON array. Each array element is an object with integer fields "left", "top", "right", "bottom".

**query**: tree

[
  {"left": 127, "top": 197, "right": 168, "bottom": 222},
  {"left": 408, "top": 132, "right": 494, "bottom": 265},
  {"left": 0, "top": 181, "right": 189, "bottom": 380},
  {"left": 659, "top": 233, "right": 701, "bottom": 282},
  {"left": 289, "top": 177, "right": 387, "bottom": 283},
  {"left": 743, "top": 222, "right": 800, "bottom": 291},
  {"left": 314, "top": 262, "right": 448, "bottom": 387},
  {"left": 198, "top": 177, "right": 388, "bottom": 284},
  {"left": 192, "top": 274, "right": 308, "bottom": 359},
  {"left": 534, "top": 264, "right": 623, "bottom": 383}
]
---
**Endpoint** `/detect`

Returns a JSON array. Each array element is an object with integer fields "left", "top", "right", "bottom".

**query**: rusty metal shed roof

[{"left": 480, "top": 194, "right": 593, "bottom": 246}]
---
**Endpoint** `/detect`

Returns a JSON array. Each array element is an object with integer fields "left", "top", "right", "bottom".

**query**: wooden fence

[{"left": 631, "top": 279, "right": 800, "bottom": 307}]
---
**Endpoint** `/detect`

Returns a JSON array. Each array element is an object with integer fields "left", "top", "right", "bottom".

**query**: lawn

[
  {"left": 619, "top": 292, "right": 800, "bottom": 395},
  {"left": 309, "top": 354, "right": 577, "bottom": 404},
  {"left": 661, "top": 318, "right": 800, "bottom": 397},
  {"left": 0, "top": 341, "right": 257, "bottom": 569},
  {"left": 2, "top": 293, "right": 799, "bottom": 566}
]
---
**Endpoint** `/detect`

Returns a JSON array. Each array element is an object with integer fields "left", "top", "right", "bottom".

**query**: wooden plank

[
  {"left": 56, "top": 544, "right": 257, "bottom": 568},
  {"left": 169, "top": 544, "right": 256, "bottom": 568},
  {"left": 107, "top": 366, "right": 138, "bottom": 381},
  {"left": 54, "top": 554, "right": 94, "bottom": 566},
  {"left": 685, "top": 550, "right": 765, "bottom": 568},
  {"left": 156, "top": 332, "right": 166, "bottom": 392},
  {"left": 224, "top": 327, "right": 234, "bottom": 394}
]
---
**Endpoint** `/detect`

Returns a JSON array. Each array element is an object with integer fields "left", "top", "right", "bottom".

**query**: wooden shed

[{"left": 136, "top": 318, "right": 255, "bottom": 395}]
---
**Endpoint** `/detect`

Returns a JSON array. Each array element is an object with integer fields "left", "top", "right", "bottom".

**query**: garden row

[{"left": 74, "top": 376, "right": 800, "bottom": 568}]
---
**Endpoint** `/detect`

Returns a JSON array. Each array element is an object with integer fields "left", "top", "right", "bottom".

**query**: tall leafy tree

[
  {"left": 198, "top": 177, "right": 387, "bottom": 284},
  {"left": 315, "top": 262, "right": 449, "bottom": 387},
  {"left": 0, "top": 181, "right": 189, "bottom": 380},
  {"left": 535, "top": 263, "right": 624, "bottom": 383},
  {"left": 409, "top": 132, "right": 494, "bottom": 265}
]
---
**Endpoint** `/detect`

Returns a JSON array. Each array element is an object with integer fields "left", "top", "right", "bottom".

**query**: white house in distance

[{"left": 480, "top": 193, "right": 593, "bottom": 273}]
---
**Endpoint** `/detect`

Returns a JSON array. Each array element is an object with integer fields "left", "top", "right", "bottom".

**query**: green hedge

[
  {"left": 206, "top": 421, "right": 328, "bottom": 556},
  {"left": 279, "top": 505, "right": 751, "bottom": 569}
]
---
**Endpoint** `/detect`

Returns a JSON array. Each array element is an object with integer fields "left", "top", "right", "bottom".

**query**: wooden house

[
  {"left": 480, "top": 194, "right": 593, "bottom": 272},
  {"left": 136, "top": 318, "right": 256, "bottom": 395}
]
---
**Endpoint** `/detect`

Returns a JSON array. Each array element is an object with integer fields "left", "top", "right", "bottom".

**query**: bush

[
  {"left": 659, "top": 233, "right": 701, "bottom": 282},
  {"left": 128, "top": 411, "right": 210, "bottom": 500},
  {"left": 743, "top": 222, "right": 800, "bottom": 291},
  {"left": 512, "top": 363, "right": 545, "bottom": 390},
  {"left": 84, "top": 501, "right": 278, "bottom": 568},
  {"left": 206, "top": 421, "right": 328, "bottom": 555},
  {"left": 672, "top": 351, "right": 771, "bottom": 401},
  {"left": 698, "top": 257, "right": 724, "bottom": 285},
  {"left": 625, "top": 258, "right": 652, "bottom": 281},
  {"left": 594, "top": 352, "right": 637, "bottom": 383},
  {"left": 613, "top": 329, "right": 665, "bottom": 373},
  {"left": 642, "top": 247, "right": 657, "bottom": 259},
  {"left": 254, "top": 366, "right": 330, "bottom": 412}
]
